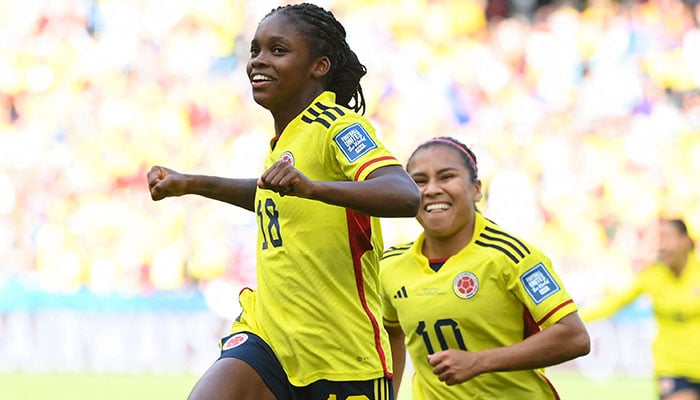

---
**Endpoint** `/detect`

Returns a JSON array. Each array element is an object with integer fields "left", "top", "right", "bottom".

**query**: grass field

[{"left": 0, "top": 367, "right": 654, "bottom": 400}]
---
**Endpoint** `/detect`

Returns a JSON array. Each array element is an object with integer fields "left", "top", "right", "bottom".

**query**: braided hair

[
  {"left": 265, "top": 3, "right": 367, "bottom": 114},
  {"left": 409, "top": 136, "right": 479, "bottom": 183}
]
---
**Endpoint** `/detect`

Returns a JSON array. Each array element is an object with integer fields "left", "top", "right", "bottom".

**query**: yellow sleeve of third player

[{"left": 579, "top": 276, "right": 645, "bottom": 322}]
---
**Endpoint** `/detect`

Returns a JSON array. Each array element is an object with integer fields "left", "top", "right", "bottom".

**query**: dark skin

[
  {"left": 148, "top": 12, "right": 419, "bottom": 217},
  {"left": 147, "top": 11, "right": 420, "bottom": 400}
]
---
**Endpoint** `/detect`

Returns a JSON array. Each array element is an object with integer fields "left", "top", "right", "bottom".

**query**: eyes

[
  {"left": 412, "top": 172, "right": 458, "bottom": 187},
  {"left": 249, "top": 44, "right": 288, "bottom": 57}
]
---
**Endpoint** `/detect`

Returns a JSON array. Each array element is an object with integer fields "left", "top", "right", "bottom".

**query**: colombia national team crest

[
  {"left": 453, "top": 272, "right": 479, "bottom": 299},
  {"left": 280, "top": 151, "right": 294, "bottom": 166},
  {"left": 221, "top": 333, "right": 249, "bottom": 351}
]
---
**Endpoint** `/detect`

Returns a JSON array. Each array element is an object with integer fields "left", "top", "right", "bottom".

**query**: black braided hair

[
  {"left": 409, "top": 136, "right": 479, "bottom": 183},
  {"left": 265, "top": 3, "right": 367, "bottom": 114}
]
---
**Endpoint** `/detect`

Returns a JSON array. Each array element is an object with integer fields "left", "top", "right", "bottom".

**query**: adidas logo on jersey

[{"left": 394, "top": 286, "right": 408, "bottom": 299}]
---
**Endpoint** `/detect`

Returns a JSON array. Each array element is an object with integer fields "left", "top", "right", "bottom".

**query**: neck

[
  {"left": 422, "top": 222, "right": 475, "bottom": 260},
  {"left": 272, "top": 107, "right": 303, "bottom": 136},
  {"left": 669, "top": 253, "right": 689, "bottom": 277},
  {"left": 270, "top": 89, "right": 325, "bottom": 136}
]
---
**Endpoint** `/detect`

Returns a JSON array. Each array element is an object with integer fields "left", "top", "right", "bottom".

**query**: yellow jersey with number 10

[{"left": 381, "top": 212, "right": 579, "bottom": 399}]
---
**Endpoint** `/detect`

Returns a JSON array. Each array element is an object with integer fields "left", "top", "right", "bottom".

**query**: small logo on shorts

[
  {"left": 280, "top": 151, "right": 294, "bottom": 166},
  {"left": 453, "top": 272, "right": 479, "bottom": 299},
  {"left": 222, "top": 333, "right": 249, "bottom": 350}
]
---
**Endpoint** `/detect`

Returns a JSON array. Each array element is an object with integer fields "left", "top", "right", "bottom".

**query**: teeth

[
  {"left": 252, "top": 74, "right": 273, "bottom": 81},
  {"left": 425, "top": 203, "right": 449, "bottom": 212}
]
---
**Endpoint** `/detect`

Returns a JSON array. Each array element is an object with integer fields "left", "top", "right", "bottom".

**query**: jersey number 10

[{"left": 417, "top": 319, "right": 467, "bottom": 354}]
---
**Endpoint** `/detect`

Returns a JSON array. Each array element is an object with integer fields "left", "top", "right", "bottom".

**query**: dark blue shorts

[
  {"left": 219, "top": 331, "right": 394, "bottom": 400},
  {"left": 658, "top": 376, "right": 700, "bottom": 399},
  {"left": 294, "top": 378, "right": 394, "bottom": 400},
  {"left": 219, "top": 332, "right": 296, "bottom": 400}
]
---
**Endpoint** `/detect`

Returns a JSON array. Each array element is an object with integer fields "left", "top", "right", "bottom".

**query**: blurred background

[{"left": 1, "top": 0, "right": 699, "bottom": 398}]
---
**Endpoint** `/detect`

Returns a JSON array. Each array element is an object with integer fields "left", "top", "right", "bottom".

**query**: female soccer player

[
  {"left": 380, "top": 136, "right": 590, "bottom": 399},
  {"left": 147, "top": 3, "right": 420, "bottom": 400},
  {"left": 582, "top": 219, "right": 700, "bottom": 400}
]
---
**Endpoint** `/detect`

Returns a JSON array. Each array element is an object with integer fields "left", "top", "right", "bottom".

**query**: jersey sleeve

[
  {"left": 512, "top": 251, "right": 579, "bottom": 328},
  {"left": 326, "top": 116, "right": 401, "bottom": 181},
  {"left": 579, "top": 274, "right": 645, "bottom": 322},
  {"left": 380, "top": 247, "right": 408, "bottom": 329}
]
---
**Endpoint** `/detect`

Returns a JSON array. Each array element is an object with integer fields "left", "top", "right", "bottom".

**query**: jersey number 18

[{"left": 257, "top": 198, "right": 283, "bottom": 249}]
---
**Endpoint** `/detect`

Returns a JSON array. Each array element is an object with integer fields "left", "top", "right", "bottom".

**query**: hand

[
  {"left": 257, "top": 160, "right": 313, "bottom": 198},
  {"left": 428, "top": 349, "right": 480, "bottom": 385},
  {"left": 147, "top": 165, "right": 187, "bottom": 201}
]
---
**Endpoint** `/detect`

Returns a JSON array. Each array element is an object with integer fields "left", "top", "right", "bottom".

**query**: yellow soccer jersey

[
  {"left": 381, "top": 212, "right": 578, "bottom": 399},
  {"left": 232, "top": 91, "right": 401, "bottom": 386},
  {"left": 581, "top": 253, "right": 700, "bottom": 380}
]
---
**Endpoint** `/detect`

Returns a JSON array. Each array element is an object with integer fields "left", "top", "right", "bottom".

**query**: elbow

[
  {"left": 400, "top": 186, "right": 421, "bottom": 217},
  {"left": 581, "top": 335, "right": 592, "bottom": 357},
  {"left": 404, "top": 191, "right": 421, "bottom": 217},
  {"left": 573, "top": 330, "right": 591, "bottom": 358},
  {"left": 382, "top": 186, "right": 420, "bottom": 218},
  {"left": 392, "top": 172, "right": 421, "bottom": 217}
]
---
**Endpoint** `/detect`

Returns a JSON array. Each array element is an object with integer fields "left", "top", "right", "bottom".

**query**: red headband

[{"left": 426, "top": 138, "right": 478, "bottom": 173}]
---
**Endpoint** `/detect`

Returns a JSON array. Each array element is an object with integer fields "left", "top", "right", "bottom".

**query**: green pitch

[
  {"left": 0, "top": 372, "right": 200, "bottom": 400},
  {"left": 1, "top": 369, "right": 653, "bottom": 400}
]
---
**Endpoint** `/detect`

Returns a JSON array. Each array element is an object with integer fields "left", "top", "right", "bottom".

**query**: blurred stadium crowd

[{"left": 1, "top": 0, "right": 699, "bottom": 313}]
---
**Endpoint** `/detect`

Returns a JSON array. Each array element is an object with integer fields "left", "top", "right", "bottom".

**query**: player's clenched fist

[
  {"left": 257, "top": 160, "right": 314, "bottom": 198},
  {"left": 428, "top": 349, "right": 479, "bottom": 386},
  {"left": 147, "top": 165, "right": 186, "bottom": 201}
]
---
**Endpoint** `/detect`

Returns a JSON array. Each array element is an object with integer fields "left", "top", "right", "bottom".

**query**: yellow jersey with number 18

[
  {"left": 381, "top": 212, "right": 579, "bottom": 399},
  {"left": 232, "top": 91, "right": 401, "bottom": 387}
]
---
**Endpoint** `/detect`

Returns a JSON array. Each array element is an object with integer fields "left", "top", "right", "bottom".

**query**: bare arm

[
  {"left": 147, "top": 166, "right": 258, "bottom": 211},
  {"left": 428, "top": 312, "right": 590, "bottom": 385},
  {"left": 258, "top": 162, "right": 420, "bottom": 217},
  {"left": 386, "top": 325, "right": 406, "bottom": 395}
]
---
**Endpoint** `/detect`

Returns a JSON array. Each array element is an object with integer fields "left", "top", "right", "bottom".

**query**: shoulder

[
  {"left": 473, "top": 217, "right": 543, "bottom": 266},
  {"left": 382, "top": 242, "right": 414, "bottom": 261},
  {"left": 637, "top": 262, "right": 673, "bottom": 280},
  {"left": 380, "top": 242, "right": 415, "bottom": 274},
  {"left": 299, "top": 98, "right": 369, "bottom": 132}
]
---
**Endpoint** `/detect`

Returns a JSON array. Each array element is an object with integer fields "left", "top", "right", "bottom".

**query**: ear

[
  {"left": 473, "top": 180, "right": 483, "bottom": 202},
  {"left": 312, "top": 56, "right": 331, "bottom": 80}
]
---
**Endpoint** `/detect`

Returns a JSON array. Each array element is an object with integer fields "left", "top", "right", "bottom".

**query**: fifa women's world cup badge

[{"left": 453, "top": 272, "right": 479, "bottom": 299}]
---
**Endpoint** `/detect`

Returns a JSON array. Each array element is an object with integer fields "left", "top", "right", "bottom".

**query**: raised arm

[
  {"left": 579, "top": 279, "right": 644, "bottom": 323},
  {"left": 147, "top": 166, "right": 258, "bottom": 211},
  {"left": 257, "top": 162, "right": 420, "bottom": 217},
  {"left": 427, "top": 312, "right": 590, "bottom": 386}
]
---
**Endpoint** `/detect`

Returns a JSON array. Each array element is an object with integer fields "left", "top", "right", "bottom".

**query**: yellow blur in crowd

[{"left": 0, "top": 0, "right": 699, "bottom": 307}]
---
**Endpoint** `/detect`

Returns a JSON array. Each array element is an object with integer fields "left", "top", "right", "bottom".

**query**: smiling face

[
  {"left": 407, "top": 144, "right": 482, "bottom": 241},
  {"left": 247, "top": 12, "right": 329, "bottom": 117}
]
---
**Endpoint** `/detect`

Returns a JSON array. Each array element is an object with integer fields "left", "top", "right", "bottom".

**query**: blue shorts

[
  {"left": 219, "top": 332, "right": 295, "bottom": 400},
  {"left": 294, "top": 378, "right": 394, "bottom": 400},
  {"left": 219, "top": 331, "right": 394, "bottom": 400},
  {"left": 658, "top": 376, "right": 700, "bottom": 399}
]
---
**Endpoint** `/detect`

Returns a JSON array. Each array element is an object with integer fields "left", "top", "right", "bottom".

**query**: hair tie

[{"left": 426, "top": 137, "right": 477, "bottom": 172}]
